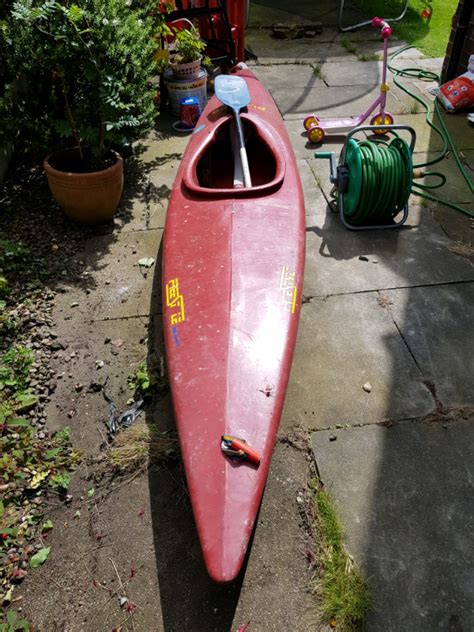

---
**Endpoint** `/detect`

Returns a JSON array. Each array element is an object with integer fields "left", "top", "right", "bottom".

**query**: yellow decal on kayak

[
  {"left": 249, "top": 103, "right": 267, "bottom": 111},
  {"left": 280, "top": 266, "right": 297, "bottom": 314},
  {"left": 166, "top": 278, "right": 185, "bottom": 325}
]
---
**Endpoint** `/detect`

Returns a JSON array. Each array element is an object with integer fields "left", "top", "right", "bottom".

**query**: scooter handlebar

[{"left": 371, "top": 16, "right": 392, "bottom": 38}]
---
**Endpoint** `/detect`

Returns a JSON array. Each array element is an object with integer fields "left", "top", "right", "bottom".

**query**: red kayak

[{"left": 162, "top": 65, "right": 305, "bottom": 583}]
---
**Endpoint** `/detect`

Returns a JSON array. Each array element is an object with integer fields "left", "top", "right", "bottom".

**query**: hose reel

[{"left": 316, "top": 125, "right": 416, "bottom": 230}]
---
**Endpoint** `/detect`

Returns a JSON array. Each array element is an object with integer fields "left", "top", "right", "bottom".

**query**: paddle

[{"left": 214, "top": 75, "right": 252, "bottom": 188}]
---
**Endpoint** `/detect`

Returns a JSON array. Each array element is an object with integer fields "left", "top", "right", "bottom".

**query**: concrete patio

[{"left": 14, "top": 1, "right": 473, "bottom": 630}]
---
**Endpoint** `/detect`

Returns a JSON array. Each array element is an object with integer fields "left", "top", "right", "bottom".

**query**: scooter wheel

[
  {"left": 370, "top": 113, "right": 394, "bottom": 135},
  {"left": 304, "top": 115, "right": 319, "bottom": 131},
  {"left": 308, "top": 125, "right": 325, "bottom": 144}
]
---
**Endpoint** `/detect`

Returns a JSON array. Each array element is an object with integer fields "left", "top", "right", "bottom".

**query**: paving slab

[
  {"left": 413, "top": 56, "right": 444, "bottom": 75},
  {"left": 246, "top": 30, "right": 356, "bottom": 63},
  {"left": 303, "top": 208, "right": 474, "bottom": 297},
  {"left": 251, "top": 63, "right": 323, "bottom": 90},
  {"left": 385, "top": 283, "right": 474, "bottom": 407},
  {"left": 322, "top": 60, "right": 384, "bottom": 87},
  {"left": 43, "top": 315, "right": 156, "bottom": 454},
  {"left": 356, "top": 39, "right": 425, "bottom": 60},
  {"left": 435, "top": 110, "right": 474, "bottom": 151},
  {"left": 54, "top": 228, "right": 163, "bottom": 321},
  {"left": 249, "top": 0, "right": 359, "bottom": 27},
  {"left": 432, "top": 202, "right": 474, "bottom": 244},
  {"left": 232, "top": 441, "right": 318, "bottom": 630},
  {"left": 298, "top": 158, "right": 328, "bottom": 218},
  {"left": 277, "top": 82, "right": 413, "bottom": 119},
  {"left": 411, "top": 151, "right": 474, "bottom": 205},
  {"left": 284, "top": 118, "right": 331, "bottom": 158},
  {"left": 312, "top": 420, "right": 474, "bottom": 631},
  {"left": 282, "top": 292, "right": 434, "bottom": 429}
]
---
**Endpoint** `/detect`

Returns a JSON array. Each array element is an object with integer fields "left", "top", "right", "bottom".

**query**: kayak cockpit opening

[{"left": 197, "top": 117, "right": 276, "bottom": 189}]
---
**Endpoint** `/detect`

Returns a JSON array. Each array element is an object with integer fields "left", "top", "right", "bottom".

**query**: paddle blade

[{"left": 214, "top": 75, "right": 250, "bottom": 110}]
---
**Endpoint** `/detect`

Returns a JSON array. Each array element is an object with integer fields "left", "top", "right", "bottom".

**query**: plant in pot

[
  {"left": 169, "top": 24, "right": 207, "bottom": 80},
  {"left": 0, "top": 0, "right": 158, "bottom": 224}
]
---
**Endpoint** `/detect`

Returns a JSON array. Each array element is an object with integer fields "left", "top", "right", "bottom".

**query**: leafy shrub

[{"left": 0, "top": 0, "right": 159, "bottom": 163}]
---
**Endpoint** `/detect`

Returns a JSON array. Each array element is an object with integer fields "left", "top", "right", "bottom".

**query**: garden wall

[{"left": 442, "top": 0, "right": 474, "bottom": 81}]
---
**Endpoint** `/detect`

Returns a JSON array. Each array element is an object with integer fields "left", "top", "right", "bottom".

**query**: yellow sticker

[
  {"left": 166, "top": 278, "right": 185, "bottom": 325},
  {"left": 280, "top": 266, "right": 298, "bottom": 314},
  {"left": 249, "top": 103, "right": 267, "bottom": 111}
]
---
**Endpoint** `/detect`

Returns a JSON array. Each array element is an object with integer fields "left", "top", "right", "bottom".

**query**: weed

[
  {"left": 310, "top": 480, "right": 371, "bottom": 631},
  {"left": 128, "top": 361, "right": 168, "bottom": 398},
  {"left": 0, "top": 610, "right": 30, "bottom": 631},
  {"left": 0, "top": 240, "right": 31, "bottom": 277},
  {"left": 341, "top": 36, "right": 358, "bottom": 55},
  {"left": 313, "top": 64, "right": 326, "bottom": 81},
  {"left": 0, "top": 346, "right": 38, "bottom": 414},
  {"left": 0, "top": 413, "right": 81, "bottom": 602},
  {"left": 357, "top": 53, "right": 380, "bottom": 62},
  {"left": 107, "top": 421, "right": 178, "bottom": 473},
  {"left": 410, "top": 100, "right": 420, "bottom": 114},
  {"left": 0, "top": 302, "right": 18, "bottom": 336},
  {"left": 128, "top": 362, "right": 151, "bottom": 394},
  {"left": 0, "top": 276, "right": 8, "bottom": 300}
]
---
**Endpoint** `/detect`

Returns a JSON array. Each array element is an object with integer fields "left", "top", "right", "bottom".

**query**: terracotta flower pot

[{"left": 44, "top": 148, "right": 124, "bottom": 225}]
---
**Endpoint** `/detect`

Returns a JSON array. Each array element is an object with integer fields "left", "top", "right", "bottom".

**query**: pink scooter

[{"left": 304, "top": 17, "right": 394, "bottom": 144}]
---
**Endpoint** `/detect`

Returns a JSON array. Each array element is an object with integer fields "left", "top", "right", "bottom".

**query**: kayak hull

[{"left": 162, "top": 66, "right": 305, "bottom": 583}]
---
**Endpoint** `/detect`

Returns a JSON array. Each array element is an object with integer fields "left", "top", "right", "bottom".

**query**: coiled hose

[
  {"left": 343, "top": 137, "right": 413, "bottom": 225},
  {"left": 388, "top": 45, "right": 473, "bottom": 219}
]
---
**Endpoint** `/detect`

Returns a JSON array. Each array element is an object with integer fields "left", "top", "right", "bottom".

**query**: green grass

[
  {"left": 353, "top": 0, "right": 457, "bottom": 57},
  {"left": 312, "top": 484, "right": 371, "bottom": 631}
]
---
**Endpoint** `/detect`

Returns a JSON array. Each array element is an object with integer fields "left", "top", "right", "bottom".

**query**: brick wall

[{"left": 442, "top": 0, "right": 474, "bottom": 81}]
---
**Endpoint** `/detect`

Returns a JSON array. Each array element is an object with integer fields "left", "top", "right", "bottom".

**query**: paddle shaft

[{"left": 232, "top": 106, "right": 252, "bottom": 188}]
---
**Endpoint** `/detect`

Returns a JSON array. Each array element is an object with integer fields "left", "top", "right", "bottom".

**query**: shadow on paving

[
  {"left": 247, "top": 2, "right": 474, "bottom": 627},
  {"left": 305, "top": 64, "right": 474, "bottom": 632},
  {"left": 145, "top": 242, "right": 245, "bottom": 632},
  {"left": 0, "top": 137, "right": 172, "bottom": 307}
]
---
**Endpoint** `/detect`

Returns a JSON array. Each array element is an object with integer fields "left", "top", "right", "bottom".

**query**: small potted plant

[
  {"left": 0, "top": 0, "right": 158, "bottom": 224},
  {"left": 169, "top": 25, "right": 207, "bottom": 80}
]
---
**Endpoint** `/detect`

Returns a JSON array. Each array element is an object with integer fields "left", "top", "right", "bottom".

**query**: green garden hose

[
  {"left": 342, "top": 136, "right": 413, "bottom": 225},
  {"left": 387, "top": 45, "right": 473, "bottom": 219}
]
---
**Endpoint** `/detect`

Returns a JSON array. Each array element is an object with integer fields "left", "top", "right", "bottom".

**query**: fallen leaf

[
  {"left": 3, "top": 585, "right": 14, "bottom": 603},
  {"left": 42, "top": 519, "right": 53, "bottom": 532},
  {"left": 30, "top": 547, "right": 51, "bottom": 568},
  {"left": 30, "top": 470, "right": 50, "bottom": 489},
  {"left": 138, "top": 257, "right": 155, "bottom": 268}
]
